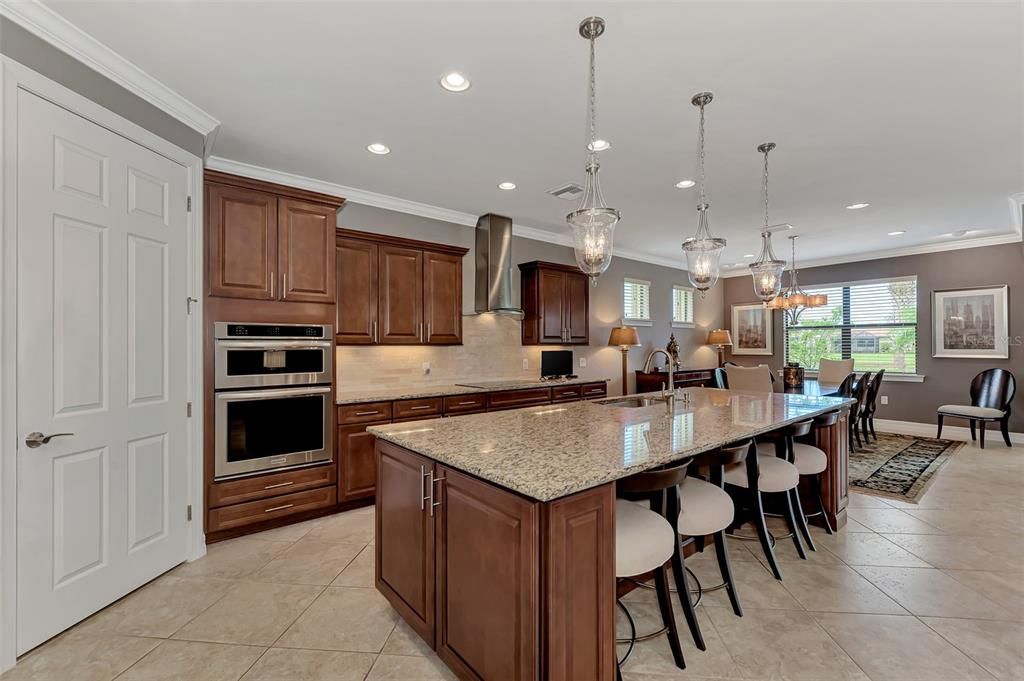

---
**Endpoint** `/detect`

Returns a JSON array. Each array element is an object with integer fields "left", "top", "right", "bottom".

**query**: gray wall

[
  {"left": 0, "top": 18, "right": 205, "bottom": 157},
  {"left": 722, "top": 244, "right": 1024, "bottom": 432},
  {"left": 338, "top": 203, "right": 724, "bottom": 395}
]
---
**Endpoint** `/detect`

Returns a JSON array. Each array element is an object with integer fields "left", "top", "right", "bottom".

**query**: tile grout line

[{"left": 915, "top": 617, "right": 1003, "bottom": 681}]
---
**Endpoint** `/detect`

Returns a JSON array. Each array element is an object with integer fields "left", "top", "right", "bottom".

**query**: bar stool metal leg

[
  {"left": 655, "top": 565, "right": 687, "bottom": 668},
  {"left": 815, "top": 474, "right": 834, "bottom": 535},
  {"left": 670, "top": 539, "right": 706, "bottom": 651},
  {"left": 789, "top": 488, "right": 816, "bottom": 552},
  {"left": 781, "top": 490, "right": 807, "bottom": 560},
  {"left": 713, "top": 530, "right": 743, "bottom": 616},
  {"left": 751, "top": 489, "right": 783, "bottom": 580}
]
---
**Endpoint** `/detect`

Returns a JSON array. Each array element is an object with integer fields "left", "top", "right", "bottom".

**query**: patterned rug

[{"left": 849, "top": 432, "right": 965, "bottom": 503}]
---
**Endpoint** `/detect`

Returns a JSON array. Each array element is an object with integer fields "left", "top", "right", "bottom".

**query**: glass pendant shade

[
  {"left": 682, "top": 205, "right": 726, "bottom": 293},
  {"left": 808, "top": 293, "right": 828, "bottom": 307},
  {"left": 749, "top": 142, "right": 786, "bottom": 301},
  {"left": 567, "top": 16, "right": 619, "bottom": 283}
]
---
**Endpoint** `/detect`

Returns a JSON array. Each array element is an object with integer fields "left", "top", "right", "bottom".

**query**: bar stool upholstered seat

[
  {"left": 677, "top": 477, "right": 734, "bottom": 537},
  {"left": 615, "top": 499, "right": 677, "bottom": 578},
  {"left": 723, "top": 455, "right": 799, "bottom": 493},
  {"left": 758, "top": 441, "right": 827, "bottom": 475}
]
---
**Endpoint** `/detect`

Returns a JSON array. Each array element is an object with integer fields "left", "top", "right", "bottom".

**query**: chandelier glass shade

[
  {"left": 768, "top": 235, "right": 828, "bottom": 323},
  {"left": 682, "top": 92, "right": 725, "bottom": 296},
  {"left": 567, "top": 17, "right": 620, "bottom": 284},
  {"left": 749, "top": 142, "right": 786, "bottom": 301}
]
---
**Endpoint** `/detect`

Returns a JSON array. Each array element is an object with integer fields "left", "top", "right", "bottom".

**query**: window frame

[
  {"left": 671, "top": 284, "right": 695, "bottom": 328},
  {"left": 783, "top": 275, "right": 920, "bottom": 376},
  {"left": 623, "top": 277, "right": 653, "bottom": 326}
]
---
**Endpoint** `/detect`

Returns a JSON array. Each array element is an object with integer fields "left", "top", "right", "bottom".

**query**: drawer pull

[
  {"left": 355, "top": 410, "right": 380, "bottom": 416},
  {"left": 409, "top": 405, "right": 433, "bottom": 411},
  {"left": 264, "top": 503, "right": 294, "bottom": 513},
  {"left": 263, "top": 481, "right": 294, "bottom": 490},
  {"left": 457, "top": 400, "right": 478, "bottom": 406}
]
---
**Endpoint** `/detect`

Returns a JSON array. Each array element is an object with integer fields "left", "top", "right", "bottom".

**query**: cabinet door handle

[
  {"left": 457, "top": 400, "right": 477, "bottom": 406},
  {"left": 263, "top": 481, "right": 294, "bottom": 490},
  {"left": 264, "top": 503, "right": 294, "bottom": 513},
  {"left": 282, "top": 272, "right": 287, "bottom": 299},
  {"left": 420, "top": 465, "right": 430, "bottom": 511},
  {"left": 429, "top": 472, "right": 446, "bottom": 516},
  {"left": 270, "top": 270, "right": 275, "bottom": 298},
  {"left": 426, "top": 322, "right": 431, "bottom": 341},
  {"left": 372, "top": 320, "right": 378, "bottom": 342},
  {"left": 355, "top": 410, "right": 380, "bottom": 416},
  {"left": 409, "top": 405, "right": 432, "bottom": 411}
]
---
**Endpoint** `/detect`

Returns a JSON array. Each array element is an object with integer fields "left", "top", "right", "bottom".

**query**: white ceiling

[{"left": 43, "top": 0, "right": 1024, "bottom": 270}]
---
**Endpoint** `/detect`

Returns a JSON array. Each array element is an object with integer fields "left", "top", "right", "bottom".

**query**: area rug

[{"left": 849, "top": 432, "right": 965, "bottom": 503}]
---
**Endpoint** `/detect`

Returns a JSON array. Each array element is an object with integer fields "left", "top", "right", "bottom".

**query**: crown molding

[
  {"left": 205, "top": 156, "right": 692, "bottom": 271},
  {"left": 0, "top": 0, "right": 220, "bottom": 150},
  {"left": 719, "top": 230, "right": 1023, "bottom": 278},
  {"left": 1009, "top": 192, "right": 1024, "bottom": 236}
]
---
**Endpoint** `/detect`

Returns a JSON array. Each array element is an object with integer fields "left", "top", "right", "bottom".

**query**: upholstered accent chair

[
  {"left": 937, "top": 368, "right": 1016, "bottom": 448},
  {"left": 818, "top": 358, "right": 855, "bottom": 385},
  {"left": 722, "top": 364, "right": 774, "bottom": 392}
]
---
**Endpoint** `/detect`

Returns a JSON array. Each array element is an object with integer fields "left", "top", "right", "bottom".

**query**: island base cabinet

[{"left": 375, "top": 440, "right": 616, "bottom": 681}]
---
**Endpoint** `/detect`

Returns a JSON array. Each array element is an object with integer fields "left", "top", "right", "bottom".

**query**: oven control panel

[{"left": 215, "top": 322, "right": 330, "bottom": 340}]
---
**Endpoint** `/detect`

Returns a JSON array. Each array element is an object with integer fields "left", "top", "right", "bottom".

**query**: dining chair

[
  {"left": 849, "top": 372, "right": 872, "bottom": 451},
  {"left": 937, "top": 368, "right": 1016, "bottom": 448},
  {"left": 861, "top": 369, "right": 885, "bottom": 443},
  {"left": 818, "top": 358, "right": 855, "bottom": 385},
  {"left": 722, "top": 364, "right": 774, "bottom": 392}
]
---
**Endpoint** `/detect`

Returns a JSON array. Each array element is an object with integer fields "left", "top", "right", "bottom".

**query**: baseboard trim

[{"left": 874, "top": 418, "right": 1024, "bottom": 445}]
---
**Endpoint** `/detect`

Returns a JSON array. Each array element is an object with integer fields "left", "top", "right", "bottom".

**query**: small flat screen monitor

[{"left": 541, "top": 350, "right": 573, "bottom": 378}]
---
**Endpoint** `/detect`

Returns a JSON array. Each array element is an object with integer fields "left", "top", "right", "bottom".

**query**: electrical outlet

[
  {"left": 522, "top": 358, "right": 529, "bottom": 370},
  {"left": 880, "top": 395, "right": 888, "bottom": 405},
  {"left": 579, "top": 357, "right": 587, "bottom": 368},
  {"left": 422, "top": 362, "right": 431, "bottom": 375}
]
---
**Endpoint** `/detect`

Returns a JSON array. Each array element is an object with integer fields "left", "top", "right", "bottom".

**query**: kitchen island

[{"left": 369, "top": 388, "right": 852, "bottom": 681}]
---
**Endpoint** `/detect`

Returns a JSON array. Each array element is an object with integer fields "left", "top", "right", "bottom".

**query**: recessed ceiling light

[
  {"left": 497, "top": 181, "right": 516, "bottom": 191},
  {"left": 366, "top": 143, "right": 390, "bottom": 155},
  {"left": 675, "top": 180, "right": 696, "bottom": 189},
  {"left": 587, "top": 139, "right": 611, "bottom": 152},
  {"left": 846, "top": 202, "right": 870, "bottom": 210},
  {"left": 439, "top": 72, "right": 471, "bottom": 92},
  {"left": 887, "top": 230, "right": 906, "bottom": 236}
]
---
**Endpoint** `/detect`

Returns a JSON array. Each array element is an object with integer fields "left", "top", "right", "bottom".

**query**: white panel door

[{"left": 16, "top": 89, "right": 189, "bottom": 653}]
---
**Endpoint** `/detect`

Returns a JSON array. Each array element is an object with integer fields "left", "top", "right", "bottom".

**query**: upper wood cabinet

[
  {"left": 336, "top": 229, "right": 467, "bottom": 346},
  {"left": 519, "top": 261, "right": 590, "bottom": 345},
  {"left": 205, "top": 170, "right": 343, "bottom": 304}
]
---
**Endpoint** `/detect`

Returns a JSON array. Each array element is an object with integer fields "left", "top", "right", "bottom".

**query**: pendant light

[
  {"left": 682, "top": 92, "right": 726, "bottom": 296},
  {"left": 769, "top": 235, "right": 828, "bottom": 324},
  {"left": 567, "top": 16, "right": 620, "bottom": 285},
  {"left": 749, "top": 142, "right": 786, "bottom": 301}
]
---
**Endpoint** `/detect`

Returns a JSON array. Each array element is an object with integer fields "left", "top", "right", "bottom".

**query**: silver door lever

[{"left": 25, "top": 432, "right": 74, "bottom": 448}]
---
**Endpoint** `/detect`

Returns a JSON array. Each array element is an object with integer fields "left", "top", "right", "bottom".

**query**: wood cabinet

[
  {"left": 519, "top": 261, "right": 589, "bottom": 345},
  {"left": 376, "top": 440, "right": 616, "bottom": 681},
  {"left": 205, "top": 171, "right": 343, "bottom": 303},
  {"left": 634, "top": 369, "right": 715, "bottom": 394},
  {"left": 338, "top": 424, "right": 381, "bottom": 503},
  {"left": 336, "top": 229, "right": 466, "bottom": 346}
]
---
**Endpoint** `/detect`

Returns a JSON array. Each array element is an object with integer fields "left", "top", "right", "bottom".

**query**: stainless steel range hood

[{"left": 474, "top": 213, "right": 523, "bottom": 315}]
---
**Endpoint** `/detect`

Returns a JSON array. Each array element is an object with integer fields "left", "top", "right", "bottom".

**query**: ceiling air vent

[{"left": 546, "top": 182, "right": 584, "bottom": 200}]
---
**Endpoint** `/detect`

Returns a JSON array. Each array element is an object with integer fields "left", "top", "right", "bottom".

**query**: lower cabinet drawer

[
  {"left": 209, "top": 463, "right": 336, "bottom": 508},
  {"left": 208, "top": 485, "right": 337, "bottom": 533},
  {"left": 487, "top": 388, "right": 552, "bottom": 411},
  {"left": 581, "top": 382, "right": 608, "bottom": 399},
  {"left": 551, "top": 385, "right": 582, "bottom": 402},
  {"left": 393, "top": 397, "right": 443, "bottom": 420},
  {"left": 443, "top": 394, "right": 487, "bottom": 414}
]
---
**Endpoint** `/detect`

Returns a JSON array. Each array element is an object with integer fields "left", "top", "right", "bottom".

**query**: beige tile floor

[{"left": 4, "top": 439, "right": 1022, "bottom": 681}]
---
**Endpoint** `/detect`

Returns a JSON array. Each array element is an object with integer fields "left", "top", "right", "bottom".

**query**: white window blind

[
  {"left": 784, "top": 276, "right": 918, "bottom": 375},
  {"left": 672, "top": 285, "right": 695, "bottom": 326},
  {"left": 623, "top": 278, "right": 651, "bottom": 322}
]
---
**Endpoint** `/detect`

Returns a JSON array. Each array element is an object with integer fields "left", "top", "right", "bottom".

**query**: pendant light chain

[
  {"left": 587, "top": 33, "right": 597, "bottom": 163},
  {"left": 697, "top": 100, "right": 707, "bottom": 207},
  {"left": 763, "top": 145, "right": 770, "bottom": 228}
]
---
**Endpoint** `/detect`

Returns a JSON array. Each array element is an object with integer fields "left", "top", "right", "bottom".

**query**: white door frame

[{"left": 0, "top": 56, "right": 206, "bottom": 671}]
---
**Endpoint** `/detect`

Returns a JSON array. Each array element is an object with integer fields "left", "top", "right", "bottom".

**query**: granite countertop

[
  {"left": 336, "top": 376, "right": 610, "bottom": 405},
  {"left": 368, "top": 388, "right": 854, "bottom": 502}
]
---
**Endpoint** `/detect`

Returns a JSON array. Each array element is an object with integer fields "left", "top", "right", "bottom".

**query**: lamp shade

[
  {"left": 608, "top": 325, "right": 640, "bottom": 347},
  {"left": 706, "top": 329, "right": 733, "bottom": 346}
]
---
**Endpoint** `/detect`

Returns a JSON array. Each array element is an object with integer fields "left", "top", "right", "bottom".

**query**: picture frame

[
  {"left": 932, "top": 285, "right": 1009, "bottom": 359},
  {"left": 731, "top": 303, "right": 773, "bottom": 355}
]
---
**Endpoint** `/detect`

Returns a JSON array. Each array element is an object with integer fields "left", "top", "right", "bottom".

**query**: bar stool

[
  {"left": 790, "top": 410, "right": 840, "bottom": 536},
  {"left": 615, "top": 461, "right": 692, "bottom": 676},
  {"left": 758, "top": 419, "right": 819, "bottom": 553},
  {"left": 676, "top": 441, "right": 749, "bottom": 621},
  {"left": 723, "top": 439, "right": 802, "bottom": 580}
]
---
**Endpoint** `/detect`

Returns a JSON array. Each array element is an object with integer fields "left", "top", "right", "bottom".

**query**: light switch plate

[
  {"left": 422, "top": 362, "right": 431, "bottom": 375},
  {"left": 579, "top": 357, "right": 587, "bottom": 368},
  {"left": 522, "top": 358, "right": 529, "bottom": 370},
  {"left": 880, "top": 395, "right": 888, "bottom": 405}
]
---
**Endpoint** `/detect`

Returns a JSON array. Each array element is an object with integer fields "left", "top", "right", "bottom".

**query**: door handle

[
  {"left": 282, "top": 272, "right": 287, "bottom": 299},
  {"left": 270, "top": 270, "right": 275, "bottom": 298},
  {"left": 420, "top": 465, "right": 430, "bottom": 511},
  {"left": 25, "top": 432, "right": 74, "bottom": 448},
  {"left": 428, "top": 472, "right": 445, "bottom": 516}
]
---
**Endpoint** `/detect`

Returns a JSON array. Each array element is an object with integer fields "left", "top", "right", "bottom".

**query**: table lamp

[
  {"left": 608, "top": 324, "right": 641, "bottom": 395},
  {"left": 706, "top": 329, "right": 733, "bottom": 368}
]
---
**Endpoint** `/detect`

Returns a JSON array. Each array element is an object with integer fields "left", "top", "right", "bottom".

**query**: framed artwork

[
  {"left": 932, "top": 285, "right": 1009, "bottom": 359},
  {"left": 731, "top": 303, "right": 773, "bottom": 355}
]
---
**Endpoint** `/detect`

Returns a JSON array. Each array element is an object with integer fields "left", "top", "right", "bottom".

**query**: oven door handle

[
  {"left": 215, "top": 385, "right": 332, "bottom": 401},
  {"left": 216, "top": 340, "right": 333, "bottom": 349}
]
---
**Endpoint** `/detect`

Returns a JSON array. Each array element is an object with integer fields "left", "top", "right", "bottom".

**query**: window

[
  {"left": 784, "top": 276, "right": 918, "bottom": 375},
  {"left": 672, "top": 285, "right": 695, "bottom": 327},
  {"left": 623, "top": 278, "right": 651, "bottom": 324}
]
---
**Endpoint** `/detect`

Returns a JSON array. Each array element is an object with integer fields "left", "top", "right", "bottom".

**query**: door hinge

[
  {"left": 186, "top": 505, "right": 193, "bottom": 522},
  {"left": 186, "top": 402, "right": 193, "bottom": 418},
  {"left": 187, "top": 196, "right": 192, "bottom": 212},
  {"left": 186, "top": 296, "right": 199, "bottom": 314}
]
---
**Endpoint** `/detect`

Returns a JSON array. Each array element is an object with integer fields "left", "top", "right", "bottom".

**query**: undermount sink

[{"left": 598, "top": 396, "right": 671, "bottom": 408}]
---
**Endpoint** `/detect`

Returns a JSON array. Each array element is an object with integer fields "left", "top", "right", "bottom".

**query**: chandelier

[
  {"left": 766, "top": 235, "right": 828, "bottom": 323},
  {"left": 682, "top": 92, "right": 726, "bottom": 296},
  {"left": 567, "top": 16, "right": 620, "bottom": 285},
  {"left": 749, "top": 142, "right": 786, "bottom": 301}
]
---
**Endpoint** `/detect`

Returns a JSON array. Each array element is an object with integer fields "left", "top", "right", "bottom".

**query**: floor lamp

[{"left": 608, "top": 324, "right": 640, "bottom": 395}]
